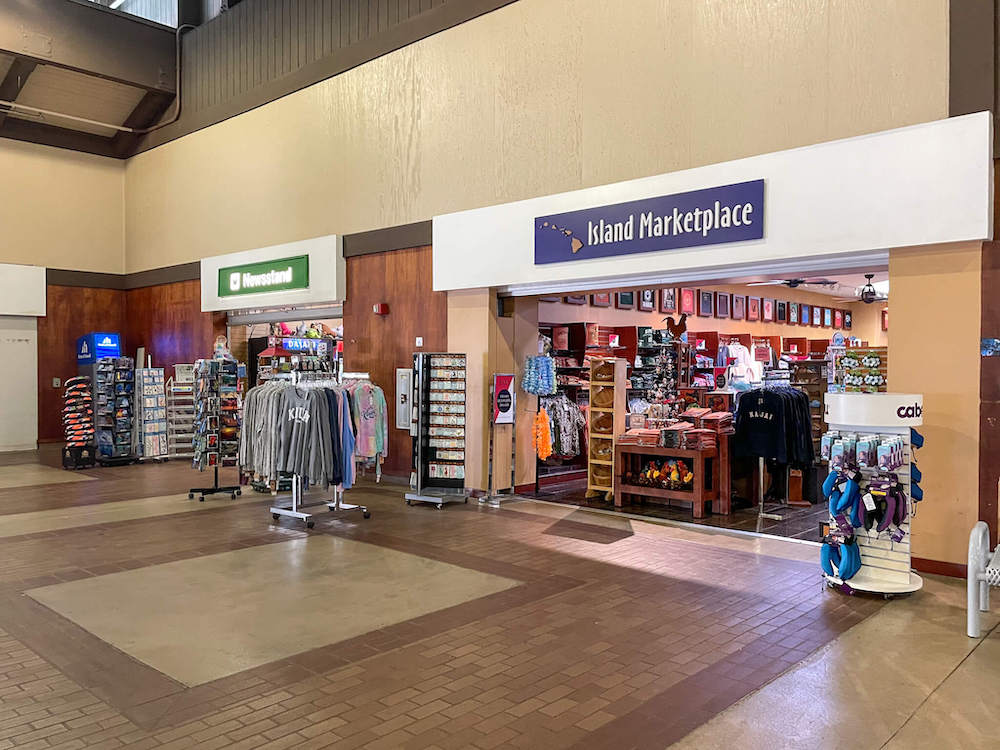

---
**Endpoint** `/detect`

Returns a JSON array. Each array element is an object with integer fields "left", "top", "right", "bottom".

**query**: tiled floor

[
  {"left": 529, "top": 478, "right": 830, "bottom": 541},
  {"left": 0, "top": 449, "right": 994, "bottom": 749}
]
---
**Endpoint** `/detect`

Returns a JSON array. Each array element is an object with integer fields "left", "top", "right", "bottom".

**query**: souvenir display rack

[
  {"left": 585, "top": 356, "right": 627, "bottom": 502},
  {"left": 166, "top": 371, "right": 195, "bottom": 459},
  {"left": 189, "top": 358, "right": 243, "bottom": 500},
  {"left": 822, "top": 393, "right": 924, "bottom": 595},
  {"left": 135, "top": 367, "right": 167, "bottom": 460},
  {"left": 406, "top": 352, "right": 470, "bottom": 508},
  {"left": 61, "top": 375, "right": 96, "bottom": 470},
  {"left": 84, "top": 356, "right": 135, "bottom": 465}
]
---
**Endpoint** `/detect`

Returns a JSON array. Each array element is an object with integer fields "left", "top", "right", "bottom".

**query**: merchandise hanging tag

[{"left": 862, "top": 492, "right": 876, "bottom": 512}]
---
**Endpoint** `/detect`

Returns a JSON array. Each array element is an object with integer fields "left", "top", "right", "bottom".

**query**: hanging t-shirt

[{"left": 734, "top": 389, "right": 788, "bottom": 462}]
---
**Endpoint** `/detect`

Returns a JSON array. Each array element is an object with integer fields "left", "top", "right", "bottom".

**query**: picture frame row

[{"left": 541, "top": 288, "right": 855, "bottom": 330}]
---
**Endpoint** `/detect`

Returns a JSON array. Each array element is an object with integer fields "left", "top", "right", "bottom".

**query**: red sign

[{"left": 492, "top": 374, "right": 515, "bottom": 424}]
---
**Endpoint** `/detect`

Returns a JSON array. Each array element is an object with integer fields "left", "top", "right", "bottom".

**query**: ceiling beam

[
  {"left": 0, "top": 58, "right": 38, "bottom": 127},
  {"left": 0, "top": 0, "right": 175, "bottom": 94},
  {"left": 110, "top": 90, "right": 175, "bottom": 157},
  {"left": 0, "top": 117, "right": 118, "bottom": 158}
]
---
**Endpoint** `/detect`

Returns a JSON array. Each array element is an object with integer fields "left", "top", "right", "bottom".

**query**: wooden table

[{"left": 614, "top": 437, "right": 731, "bottom": 517}]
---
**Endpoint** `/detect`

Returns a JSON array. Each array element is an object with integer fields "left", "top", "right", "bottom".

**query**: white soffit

[
  {"left": 200, "top": 235, "right": 344, "bottom": 313},
  {"left": 0, "top": 264, "right": 46, "bottom": 316},
  {"left": 432, "top": 112, "right": 993, "bottom": 294}
]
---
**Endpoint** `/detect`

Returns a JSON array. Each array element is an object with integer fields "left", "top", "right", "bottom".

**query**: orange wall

[
  {"left": 889, "top": 242, "right": 981, "bottom": 567},
  {"left": 539, "top": 283, "right": 887, "bottom": 348}
]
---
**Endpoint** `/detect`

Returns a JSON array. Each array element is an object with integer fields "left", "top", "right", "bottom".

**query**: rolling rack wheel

[
  {"left": 188, "top": 492, "right": 194, "bottom": 499},
  {"left": 363, "top": 511, "right": 372, "bottom": 519},
  {"left": 199, "top": 496, "right": 205, "bottom": 502},
  {"left": 272, "top": 513, "right": 280, "bottom": 521},
  {"left": 306, "top": 521, "right": 315, "bottom": 529},
  {"left": 236, "top": 489, "right": 242, "bottom": 496},
  {"left": 406, "top": 500, "right": 412, "bottom": 506}
]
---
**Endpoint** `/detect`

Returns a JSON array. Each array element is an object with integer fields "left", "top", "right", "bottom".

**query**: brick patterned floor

[{"left": 0, "top": 458, "right": 881, "bottom": 749}]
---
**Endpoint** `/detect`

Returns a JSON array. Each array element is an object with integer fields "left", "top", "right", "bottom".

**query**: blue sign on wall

[
  {"left": 76, "top": 332, "right": 121, "bottom": 364},
  {"left": 534, "top": 179, "right": 764, "bottom": 264}
]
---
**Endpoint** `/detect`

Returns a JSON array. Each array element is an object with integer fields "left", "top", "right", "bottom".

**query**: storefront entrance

[{"left": 520, "top": 269, "right": 889, "bottom": 542}]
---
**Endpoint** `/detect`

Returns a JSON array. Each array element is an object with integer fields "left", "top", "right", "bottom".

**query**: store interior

[
  {"left": 227, "top": 316, "right": 344, "bottom": 388},
  {"left": 524, "top": 270, "right": 890, "bottom": 542}
]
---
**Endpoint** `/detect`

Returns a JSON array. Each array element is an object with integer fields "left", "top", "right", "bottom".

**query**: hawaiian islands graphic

[{"left": 539, "top": 221, "right": 584, "bottom": 253}]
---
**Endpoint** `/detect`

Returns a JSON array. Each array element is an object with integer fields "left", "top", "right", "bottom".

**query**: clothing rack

[
  {"left": 242, "top": 378, "right": 381, "bottom": 526},
  {"left": 752, "top": 373, "right": 791, "bottom": 525},
  {"left": 272, "top": 378, "right": 371, "bottom": 524},
  {"left": 339, "top": 372, "right": 385, "bottom": 485},
  {"left": 268, "top": 473, "right": 371, "bottom": 527}
]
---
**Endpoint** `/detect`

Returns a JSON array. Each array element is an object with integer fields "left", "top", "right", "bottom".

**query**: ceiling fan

[
  {"left": 746, "top": 278, "right": 838, "bottom": 289},
  {"left": 832, "top": 273, "right": 888, "bottom": 304}
]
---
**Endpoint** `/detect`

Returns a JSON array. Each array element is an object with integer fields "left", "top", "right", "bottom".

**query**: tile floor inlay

[
  {"left": 0, "top": 463, "right": 95, "bottom": 489},
  {"left": 0, "top": 492, "right": 260, "bottom": 538},
  {"left": 27, "top": 535, "right": 519, "bottom": 686}
]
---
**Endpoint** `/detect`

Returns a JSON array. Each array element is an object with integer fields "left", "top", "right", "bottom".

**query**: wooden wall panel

[
  {"left": 35, "top": 280, "right": 223, "bottom": 444},
  {"left": 343, "top": 245, "right": 447, "bottom": 478},
  {"left": 36, "top": 285, "right": 126, "bottom": 442},
  {"left": 123, "top": 280, "right": 226, "bottom": 372}
]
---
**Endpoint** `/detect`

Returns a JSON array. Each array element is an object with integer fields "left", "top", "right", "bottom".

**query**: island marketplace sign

[{"left": 534, "top": 179, "right": 764, "bottom": 264}]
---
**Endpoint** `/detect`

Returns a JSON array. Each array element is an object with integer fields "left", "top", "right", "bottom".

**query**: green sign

[{"left": 218, "top": 255, "right": 309, "bottom": 297}]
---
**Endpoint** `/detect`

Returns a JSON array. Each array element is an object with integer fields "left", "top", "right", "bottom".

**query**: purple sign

[{"left": 534, "top": 179, "right": 764, "bottom": 264}]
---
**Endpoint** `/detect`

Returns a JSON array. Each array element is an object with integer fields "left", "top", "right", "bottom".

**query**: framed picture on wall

[
  {"left": 660, "top": 288, "right": 677, "bottom": 313},
  {"left": 800, "top": 304, "right": 810, "bottom": 325},
  {"left": 732, "top": 295, "right": 746, "bottom": 320},
  {"left": 788, "top": 302, "right": 799, "bottom": 324},
  {"left": 698, "top": 290, "right": 714, "bottom": 317},
  {"left": 615, "top": 291, "right": 635, "bottom": 309},
  {"left": 776, "top": 301, "right": 787, "bottom": 323},
  {"left": 564, "top": 294, "right": 586, "bottom": 305},
  {"left": 747, "top": 296, "right": 761, "bottom": 322},
  {"left": 591, "top": 292, "right": 611, "bottom": 307},
  {"left": 834, "top": 309, "right": 843, "bottom": 328},
  {"left": 882, "top": 308, "right": 889, "bottom": 331},
  {"left": 822, "top": 308, "right": 831, "bottom": 327},
  {"left": 762, "top": 298, "right": 774, "bottom": 322},
  {"left": 715, "top": 293, "right": 730, "bottom": 318},
  {"left": 679, "top": 288, "right": 696, "bottom": 315},
  {"left": 812, "top": 306, "right": 822, "bottom": 326},
  {"left": 638, "top": 289, "right": 656, "bottom": 312},
  {"left": 844, "top": 310, "right": 853, "bottom": 330}
]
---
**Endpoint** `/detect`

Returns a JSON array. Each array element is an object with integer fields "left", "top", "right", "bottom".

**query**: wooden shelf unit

[{"left": 586, "top": 357, "right": 627, "bottom": 501}]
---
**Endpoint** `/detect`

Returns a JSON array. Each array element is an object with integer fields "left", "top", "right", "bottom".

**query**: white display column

[{"left": 824, "top": 392, "right": 924, "bottom": 595}]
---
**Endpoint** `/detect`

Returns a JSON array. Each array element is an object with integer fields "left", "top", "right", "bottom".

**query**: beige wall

[
  {"left": 123, "top": 0, "right": 949, "bottom": 272},
  {"left": 446, "top": 288, "right": 492, "bottom": 491},
  {"left": 539, "top": 284, "right": 888, "bottom": 348},
  {"left": 889, "top": 242, "right": 982, "bottom": 566},
  {"left": 0, "top": 141, "right": 124, "bottom": 273}
]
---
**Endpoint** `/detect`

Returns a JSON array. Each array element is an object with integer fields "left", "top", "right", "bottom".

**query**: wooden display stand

[
  {"left": 614, "top": 438, "right": 731, "bottom": 517},
  {"left": 585, "top": 357, "right": 627, "bottom": 502}
]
